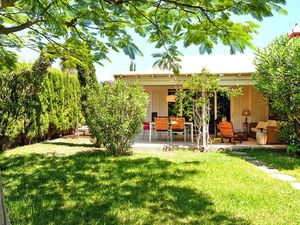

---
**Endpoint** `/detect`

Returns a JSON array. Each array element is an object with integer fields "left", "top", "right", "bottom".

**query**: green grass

[
  {"left": 244, "top": 148, "right": 300, "bottom": 181},
  {"left": 0, "top": 139, "right": 300, "bottom": 225}
]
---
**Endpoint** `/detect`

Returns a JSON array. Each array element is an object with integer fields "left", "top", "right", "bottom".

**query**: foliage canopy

[
  {"left": 0, "top": 0, "right": 287, "bottom": 71},
  {"left": 183, "top": 70, "right": 241, "bottom": 150}
]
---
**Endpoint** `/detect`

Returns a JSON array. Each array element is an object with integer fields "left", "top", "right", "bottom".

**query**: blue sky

[{"left": 19, "top": 0, "right": 300, "bottom": 81}]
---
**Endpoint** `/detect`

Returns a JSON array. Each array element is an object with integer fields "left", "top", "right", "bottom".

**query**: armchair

[
  {"left": 219, "top": 121, "right": 242, "bottom": 144},
  {"left": 249, "top": 121, "right": 281, "bottom": 144}
]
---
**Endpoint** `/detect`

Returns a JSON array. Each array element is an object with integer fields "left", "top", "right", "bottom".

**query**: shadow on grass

[
  {"left": 42, "top": 141, "right": 96, "bottom": 148},
  {"left": 226, "top": 148, "right": 300, "bottom": 171},
  {"left": 1, "top": 150, "right": 250, "bottom": 225}
]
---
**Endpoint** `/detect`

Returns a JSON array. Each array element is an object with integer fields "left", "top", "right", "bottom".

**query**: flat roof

[{"left": 114, "top": 54, "right": 255, "bottom": 78}]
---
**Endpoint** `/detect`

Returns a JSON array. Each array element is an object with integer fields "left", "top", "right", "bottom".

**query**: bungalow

[{"left": 114, "top": 54, "right": 269, "bottom": 134}]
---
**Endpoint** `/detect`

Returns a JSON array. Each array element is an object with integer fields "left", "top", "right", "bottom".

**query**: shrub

[
  {"left": 280, "top": 121, "right": 300, "bottom": 154},
  {"left": 0, "top": 66, "right": 83, "bottom": 150},
  {"left": 86, "top": 80, "right": 148, "bottom": 155},
  {"left": 254, "top": 35, "right": 300, "bottom": 152},
  {"left": 0, "top": 67, "right": 31, "bottom": 149},
  {"left": 33, "top": 69, "right": 83, "bottom": 140}
]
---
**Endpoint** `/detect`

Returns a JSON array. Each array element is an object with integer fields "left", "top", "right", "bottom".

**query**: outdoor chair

[
  {"left": 155, "top": 117, "right": 169, "bottom": 141},
  {"left": 219, "top": 121, "right": 242, "bottom": 144},
  {"left": 170, "top": 117, "right": 186, "bottom": 142}
]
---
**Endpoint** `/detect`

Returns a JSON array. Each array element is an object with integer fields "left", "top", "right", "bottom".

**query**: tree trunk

[{"left": 0, "top": 181, "right": 10, "bottom": 225}]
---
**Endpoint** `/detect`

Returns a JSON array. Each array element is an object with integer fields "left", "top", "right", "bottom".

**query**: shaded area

[{"left": 0, "top": 151, "right": 249, "bottom": 225}]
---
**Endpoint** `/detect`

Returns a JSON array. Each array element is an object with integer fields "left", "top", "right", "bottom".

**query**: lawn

[
  {"left": 0, "top": 139, "right": 300, "bottom": 225},
  {"left": 245, "top": 148, "right": 300, "bottom": 181}
]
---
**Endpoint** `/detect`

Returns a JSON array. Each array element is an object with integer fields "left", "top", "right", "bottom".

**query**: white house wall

[
  {"left": 230, "top": 85, "right": 268, "bottom": 130},
  {"left": 250, "top": 87, "right": 269, "bottom": 122},
  {"left": 144, "top": 86, "right": 174, "bottom": 121},
  {"left": 144, "top": 85, "right": 269, "bottom": 132}
]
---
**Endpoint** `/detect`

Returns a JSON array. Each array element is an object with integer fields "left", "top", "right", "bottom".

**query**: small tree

[
  {"left": 170, "top": 90, "right": 194, "bottom": 122},
  {"left": 86, "top": 80, "right": 148, "bottom": 156},
  {"left": 254, "top": 35, "right": 300, "bottom": 153},
  {"left": 183, "top": 70, "right": 241, "bottom": 151}
]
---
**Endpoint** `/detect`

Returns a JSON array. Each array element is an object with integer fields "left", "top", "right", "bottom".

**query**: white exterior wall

[
  {"left": 144, "top": 85, "right": 269, "bottom": 129},
  {"left": 230, "top": 86, "right": 268, "bottom": 131},
  {"left": 144, "top": 86, "right": 173, "bottom": 122}
]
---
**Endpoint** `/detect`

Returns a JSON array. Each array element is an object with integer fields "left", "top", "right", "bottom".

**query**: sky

[{"left": 19, "top": 0, "right": 300, "bottom": 81}]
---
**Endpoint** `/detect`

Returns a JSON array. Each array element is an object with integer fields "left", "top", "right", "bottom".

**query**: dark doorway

[
  {"left": 168, "top": 90, "right": 231, "bottom": 134},
  {"left": 217, "top": 93, "right": 231, "bottom": 122},
  {"left": 209, "top": 93, "right": 231, "bottom": 134}
]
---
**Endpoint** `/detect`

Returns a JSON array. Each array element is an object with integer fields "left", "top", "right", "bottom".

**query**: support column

[{"left": 214, "top": 92, "right": 217, "bottom": 136}]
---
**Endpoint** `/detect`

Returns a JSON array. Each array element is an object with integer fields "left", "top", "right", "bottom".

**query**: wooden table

[
  {"left": 149, "top": 122, "right": 193, "bottom": 143},
  {"left": 237, "top": 132, "right": 248, "bottom": 141},
  {"left": 77, "top": 126, "right": 89, "bottom": 136}
]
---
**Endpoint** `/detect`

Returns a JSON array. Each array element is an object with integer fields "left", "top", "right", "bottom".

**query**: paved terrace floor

[
  {"left": 133, "top": 134, "right": 287, "bottom": 151},
  {"left": 63, "top": 133, "right": 287, "bottom": 151}
]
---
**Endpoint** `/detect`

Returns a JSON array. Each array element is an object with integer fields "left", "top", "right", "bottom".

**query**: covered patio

[
  {"left": 133, "top": 134, "right": 287, "bottom": 151},
  {"left": 114, "top": 54, "right": 270, "bottom": 135}
]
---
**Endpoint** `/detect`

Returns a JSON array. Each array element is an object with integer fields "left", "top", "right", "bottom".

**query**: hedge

[{"left": 0, "top": 67, "right": 83, "bottom": 150}]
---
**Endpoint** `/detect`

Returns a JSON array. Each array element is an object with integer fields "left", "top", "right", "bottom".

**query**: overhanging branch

[
  {"left": 0, "top": 0, "right": 17, "bottom": 8},
  {"left": 0, "top": 18, "right": 43, "bottom": 35}
]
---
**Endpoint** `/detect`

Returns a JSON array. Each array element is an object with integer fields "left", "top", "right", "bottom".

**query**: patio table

[
  {"left": 149, "top": 122, "right": 193, "bottom": 143},
  {"left": 77, "top": 126, "right": 89, "bottom": 136}
]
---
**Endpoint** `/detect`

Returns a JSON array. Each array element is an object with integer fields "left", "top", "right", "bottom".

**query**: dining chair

[
  {"left": 170, "top": 117, "right": 186, "bottom": 142},
  {"left": 154, "top": 117, "right": 169, "bottom": 141}
]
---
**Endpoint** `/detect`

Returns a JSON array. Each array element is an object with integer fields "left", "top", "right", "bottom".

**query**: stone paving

[
  {"left": 270, "top": 174, "right": 297, "bottom": 181},
  {"left": 241, "top": 156, "right": 255, "bottom": 160},
  {"left": 231, "top": 151, "right": 247, "bottom": 156},
  {"left": 133, "top": 136, "right": 287, "bottom": 151},
  {"left": 256, "top": 165, "right": 278, "bottom": 173},
  {"left": 248, "top": 160, "right": 266, "bottom": 166},
  {"left": 291, "top": 183, "right": 300, "bottom": 190},
  {"left": 232, "top": 151, "right": 299, "bottom": 191}
]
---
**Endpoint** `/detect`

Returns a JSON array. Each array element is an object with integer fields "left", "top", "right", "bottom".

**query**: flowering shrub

[{"left": 86, "top": 80, "right": 148, "bottom": 155}]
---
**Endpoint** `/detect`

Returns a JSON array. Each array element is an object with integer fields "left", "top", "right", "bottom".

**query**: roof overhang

[{"left": 114, "top": 72, "right": 255, "bottom": 86}]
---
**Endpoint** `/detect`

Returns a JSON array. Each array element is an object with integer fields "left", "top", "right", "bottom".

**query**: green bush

[
  {"left": 280, "top": 121, "right": 300, "bottom": 154},
  {"left": 254, "top": 35, "right": 300, "bottom": 152},
  {"left": 38, "top": 69, "right": 83, "bottom": 139},
  {"left": 0, "top": 66, "right": 83, "bottom": 150},
  {"left": 0, "top": 67, "right": 31, "bottom": 149},
  {"left": 86, "top": 80, "right": 148, "bottom": 156}
]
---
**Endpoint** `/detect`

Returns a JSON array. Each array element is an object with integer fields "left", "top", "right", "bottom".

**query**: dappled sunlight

[
  {"left": 1, "top": 141, "right": 300, "bottom": 224},
  {"left": 2, "top": 138, "right": 99, "bottom": 157},
  {"left": 1, "top": 150, "right": 251, "bottom": 224}
]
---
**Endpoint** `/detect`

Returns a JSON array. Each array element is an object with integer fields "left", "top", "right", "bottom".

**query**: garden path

[{"left": 231, "top": 151, "right": 300, "bottom": 191}]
